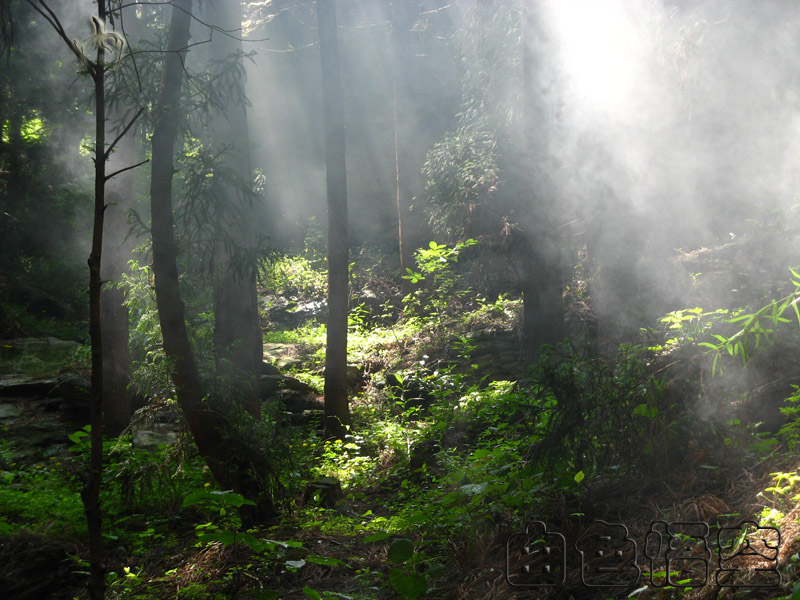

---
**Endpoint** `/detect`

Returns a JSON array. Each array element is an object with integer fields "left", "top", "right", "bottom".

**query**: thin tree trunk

[
  {"left": 318, "top": 0, "right": 350, "bottom": 439},
  {"left": 391, "top": 3, "right": 416, "bottom": 288},
  {"left": 85, "top": 3, "right": 108, "bottom": 597},
  {"left": 149, "top": 0, "right": 278, "bottom": 518}
]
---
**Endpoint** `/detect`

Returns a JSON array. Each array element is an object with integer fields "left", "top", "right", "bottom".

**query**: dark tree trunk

[
  {"left": 85, "top": 3, "right": 109, "bottom": 597},
  {"left": 100, "top": 279, "right": 130, "bottom": 436},
  {"left": 318, "top": 0, "right": 350, "bottom": 440},
  {"left": 204, "top": 0, "right": 261, "bottom": 418},
  {"left": 518, "top": 5, "right": 565, "bottom": 360},
  {"left": 149, "top": 0, "right": 277, "bottom": 518}
]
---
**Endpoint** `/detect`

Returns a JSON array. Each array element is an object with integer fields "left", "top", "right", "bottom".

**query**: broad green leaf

[
  {"left": 306, "top": 554, "right": 346, "bottom": 567},
  {"left": 574, "top": 470, "right": 585, "bottom": 484},
  {"left": 459, "top": 482, "right": 488, "bottom": 496},
  {"left": 388, "top": 538, "right": 414, "bottom": 564},
  {"left": 388, "top": 568, "right": 427, "bottom": 600},
  {"left": 303, "top": 586, "right": 322, "bottom": 600},
  {"left": 364, "top": 532, "right": 391, "bottom": 542},
  {"left": 197, "top": 530, "right": 236, "bottom": 546}
]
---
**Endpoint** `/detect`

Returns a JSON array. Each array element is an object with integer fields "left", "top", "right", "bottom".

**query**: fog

[
  {"left": 238, "top": 1, "right": 800, "bottom": 324},
  {"left": 9, "top": 0, "right": 800, "bottom": 328}
]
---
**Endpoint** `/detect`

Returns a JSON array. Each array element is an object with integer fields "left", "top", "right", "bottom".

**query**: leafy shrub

[
  {"left": 402, "top": 239, "right": 478, "bottom": 318},
  {"left": 527, "top": 343, "right": 674, "bottom": 476},
  {"left": 422, "top": 128, "right": 499, "bottom": 240}
]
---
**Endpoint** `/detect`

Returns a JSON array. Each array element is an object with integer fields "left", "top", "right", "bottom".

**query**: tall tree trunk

[
  {"left": 391, "top": 2, "right": 416, "bottom": 289},
  {"left": 85, "top": 3, "right": 108, "bottom": 597},
  {"left": 204, "top": 0, "right": 261, "bottom": 418},
  {"left": 101, "top": 1, "right": 144, "bottom": 436},
  {"left": 518, "top": 5, "right": 564, "bottom": 360},
  {"left": 149, "top": 0, "right": 277, "bottom": 518},
  {"left": 318, "top": 0, "right": 350, "bottom": 439}
]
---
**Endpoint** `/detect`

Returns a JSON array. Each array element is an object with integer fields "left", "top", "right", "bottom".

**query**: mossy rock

[{"left": 0, "top": 337, "right": 80, "bottom": 376}]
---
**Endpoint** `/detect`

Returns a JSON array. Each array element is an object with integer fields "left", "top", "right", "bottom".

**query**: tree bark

[
  {"left": 318, "top": 0, "right": 350, "bottom": 439},
  {"left": 204, "top": 0, "right": 261, "bottom": 418},
  {"left": 149, "top": 0, "right": 277, "bottom": 518},
  {"left": 518, "top": 5, "right": 564, "bottom": 360},
  {"left": 85, "top": 3, "right": 108, "bottom": 597}
]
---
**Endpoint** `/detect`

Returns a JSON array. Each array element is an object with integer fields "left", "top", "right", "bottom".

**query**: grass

[{"left": 0, "top": 455, "right": 86, "bottom": 537}]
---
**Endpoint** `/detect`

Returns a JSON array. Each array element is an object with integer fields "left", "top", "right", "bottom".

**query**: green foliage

[
  {"left": 528, "top": 343, "right": 674, "bottom": 475},
  {"left": 657, "top": 307, "right": 731, "bottom": 352},
  {"left": 694, "top": 268, "right": 800, "bottom": 375},
  {"left": 0, "top": 451, "right": 85, "bottom": 537},
  {"left": 778, "top": 387, "right": 800, "bottom": 451},
  {"left": 422, "top": 129, "right": 500, "bottom": 239},
  {"left": 259, "top": 221, "right": 328, "bottom": 302},
  {"left": 402, "top": 239, "right": 478, "bottom": 318},
  {"left": 111, "top": 435, "right": 204, "bottom": 514},
  {"left": 119, "top": 256, "right": 173, "bottom": 398},
  {"left": 260, "top": 254, "right": 328, "bottom": 301}
]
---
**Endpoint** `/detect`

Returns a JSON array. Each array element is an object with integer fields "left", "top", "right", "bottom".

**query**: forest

[{"left": 3, "top": 0, "right": 800, "bottom": 598}]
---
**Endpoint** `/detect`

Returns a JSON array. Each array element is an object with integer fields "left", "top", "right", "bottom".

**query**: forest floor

[{"left": 4, "top": 284, "right": 800, "bottom": 599}]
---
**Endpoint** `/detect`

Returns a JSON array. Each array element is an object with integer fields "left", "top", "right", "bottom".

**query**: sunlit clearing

[{"left": 545, "top": 0, "right": 644, "bottom": 117}]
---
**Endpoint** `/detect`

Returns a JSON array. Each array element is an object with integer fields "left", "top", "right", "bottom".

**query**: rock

[
  {"left": 261, "top": 362, "right": 282, "bottom": 377},
  {"left": 0, "top": 403, "right": 22, "bottom": 419},
  {"left": 282, "top": 376, "right": 316, "bottom": 393},
  {"left": 279, "top": 390, "right": 324, "bottom": 413},
  {"left": 304, "top": 476, "right": 349, "bottom": 513},
  {"left": 0, "top": 376, "right": 59, "bottom": 397},
  {"left": 276, "top": 357, "right": 302, "bottom": 370},
  {"left": 261, "top": 295, "right": 327, "bottom": 328},
  {"left": 260, "top": 374, "right": 316, "bottom": 400},
  {"left": 260, "top": 375, "right": 285, "bottom": 397},
  {"left": 288, "top": 409, "right": 323, "bottom": 427},
  {"left": 263, "top": 342, "right": 292, "bottom": 358},
  {"left": 0, "top": 337, "right": 80, "bottom": 376},
  {"left": 53, "top": 374, "right": 91, "bottom": 424},
  {"left": 132, "top": 429, "right": 178, "bottom": 451}
]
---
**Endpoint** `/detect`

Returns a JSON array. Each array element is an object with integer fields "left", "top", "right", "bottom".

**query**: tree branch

[
  {"left": 116, "top": 1, "right": 270, "bottom": 42},
  {"left": 25, "top": 0, "right": 95, "bottom": 73},
  {"left": 105, "top": 107, "right": 144, "bottom": 160},
  {"left": 105, "top": 158, "right": 149, "bottom": 182}
]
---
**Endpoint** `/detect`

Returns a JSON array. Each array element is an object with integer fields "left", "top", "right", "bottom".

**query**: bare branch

[
  {"left": 105, "top": 158, "right": 149, "bottom": 182},
  {"left": 25, "top": 0, "right": 93, "bottom": 73},
  {"left": 115, "top": 1, "right": 270, "bottom": 43},
  {"left": 105, "top": 107, "right": 144, "bottom": 159}
]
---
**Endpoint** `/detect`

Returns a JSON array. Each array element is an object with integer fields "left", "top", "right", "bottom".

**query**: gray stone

[
  {"left": 0, "top": 337, "right": 80, "bottom": 376},
  {"left": 0, "top": 404, "right": 22, "bottom": 419},
  {"left": 0, "top": 376, "right": 58, "bottom": 397},
  {"left": 132, "top": 429, "right": 178, "bottom": 451},
  {"left": 261, "top": 362, "right": 282, "bottom": 377},
  {"left": 276, "top": 357, "right": 302, "bottom": 370}
]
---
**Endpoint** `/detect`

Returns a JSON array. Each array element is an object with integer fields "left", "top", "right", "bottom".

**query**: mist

[
  {"left": 541, "top": 0, "right": 800, "bottom": 314},
  {"left": 7, "top": 3, "right": 800, "bottom": 594},
  {"left": 236, "top": 0, "right": 800, "bottom": 329}
]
